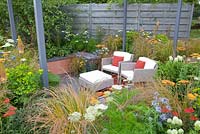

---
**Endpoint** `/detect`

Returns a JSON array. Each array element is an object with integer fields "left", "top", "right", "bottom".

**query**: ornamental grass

[{"left": 28, "top": 85, "right": 101, "bottom": 134}]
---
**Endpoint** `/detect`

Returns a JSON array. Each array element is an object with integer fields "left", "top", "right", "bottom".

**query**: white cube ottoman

[{"left": 79, "top": 70, "right": 114, "bottom": 91}]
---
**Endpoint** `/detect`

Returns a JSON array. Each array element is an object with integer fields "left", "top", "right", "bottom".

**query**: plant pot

[{"left": 47, "top": 54, "right": 75, "bottom": 75}]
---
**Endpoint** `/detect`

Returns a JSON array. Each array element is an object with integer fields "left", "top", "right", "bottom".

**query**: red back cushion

[
  {"left": 112, "top": 56, "right": 124, "bottom": 67},
  {"left": 135, "top": 60, "right": 146, "bottom": 69}
]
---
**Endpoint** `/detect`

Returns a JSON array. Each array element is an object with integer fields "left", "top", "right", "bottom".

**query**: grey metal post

[
  {"left": 173, "top": 0, "right": 182, "bottom": 57},
  {"left": 7, "top": 0, "right": 17, "bottom": 42},
  {"left": 122, "top": 0, "right": 127, "bottom": 52},
  {"left": 33, "top": 0, "right": 49, "bottom": 88}
]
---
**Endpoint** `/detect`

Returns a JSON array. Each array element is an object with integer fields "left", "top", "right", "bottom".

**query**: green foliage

[
  {"left": 156, "top": 61, "right": 200, "bottom": 82},
  {"left": 99, "top": 89, "right": 163, "bottom": 134},
  {"left": 6, "top": 63, "right": 42, "bottom": 106},
  {"left": 48, "top": 72, "right": 60, "bottom": 87}
]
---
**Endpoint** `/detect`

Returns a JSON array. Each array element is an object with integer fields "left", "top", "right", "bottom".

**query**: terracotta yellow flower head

[
  {"left": 161, "top": 80, "right": 175, "bottom": 86},
  {"left": 178, "top": 80, "right": 189, "bottom": 84},
  {"left": 187, "top": 93, "right": 196, "bottom": 101}
]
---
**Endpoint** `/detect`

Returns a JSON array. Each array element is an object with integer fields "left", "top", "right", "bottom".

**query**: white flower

[
  {"left": 177, "top": 55, "right": 183, "bottom": 61},
  {"left": 75, "top": 40, "right": 79, "bottom": 43},
  {"left": 171, "top": 116, "right": 182, "bottom": 126},
  {"left": 85, "top": 40, "right": 88, "bottom": 43},
  {"left": 20, "top": 58, "right": 26, "bottom": 62},
  {"left": 7, "top": 39, "right": 15, "bottom": 43},
  {"left": 2, "top": 42, "right": 14, "bottom": 48},
  {"left": 115, "top": 35, "right": 118, "bottom": 37},
  {"left": 95, "top": 104, "right": 108, "bottom": 110},
  {"left": 171, "top": 129, "right": 178, "bottom": 134},
  {"left": 167, "top": 129, "right": 172, "bottom": 134},
  {"left": 169, "top": 56, "right": 173, "bottom": 61},
  {"left": 178, "top": 128, "right": 184, "bottom": 134},
  {"left": 84, "top": 112, "right": 96, "bottom": 122},
  {"left": 68, "top": 112, "right": 81, "bottom": 122},
  {"left": 167, "top": 118, "right": 172, "bottom": 123},
  {"left": 194, "top": 120, "right": 200, "bottom": 131},
  {"left": 86, "top": 106, "right": 98, "bottom": 115},
  {"left": 118, "top": 30, "right": 122, "bottom": 32},
  {"left": 194, "top": 76, "right": 200, "bottom": 81},
  {"left": 174, "top": 57, "right": 179, "bottom": 62},
  {"left": 106, "top": 96, "right": 114, "bottom": 102}
]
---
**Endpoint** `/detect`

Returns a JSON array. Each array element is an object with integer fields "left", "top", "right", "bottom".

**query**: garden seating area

[{"left": 0, "top": 0, "right": 200, "bottom": 134}]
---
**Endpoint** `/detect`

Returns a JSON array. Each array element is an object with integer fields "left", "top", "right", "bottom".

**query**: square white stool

[{"left": 79, "top": 70, "right": 114, "bottom": 91}]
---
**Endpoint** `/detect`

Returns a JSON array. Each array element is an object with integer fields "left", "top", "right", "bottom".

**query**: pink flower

[
  {"left": 3, "top": 98, "right": 10, "bottom": 104},
  {"left": 184, "top": 107, "right": 195, "bottom": 113}
]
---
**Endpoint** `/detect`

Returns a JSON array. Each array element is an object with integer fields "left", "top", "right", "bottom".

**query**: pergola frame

[
  {"left": 7, "top": 0, "right": 49, "bottom": 88},
  {"left": 7, "top": 0, "right": 183, "bottom": 88}
]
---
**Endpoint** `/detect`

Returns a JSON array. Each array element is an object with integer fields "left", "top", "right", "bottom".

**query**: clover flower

[{"left": 68, "top": 112, "right": 82, "bottom": 122}]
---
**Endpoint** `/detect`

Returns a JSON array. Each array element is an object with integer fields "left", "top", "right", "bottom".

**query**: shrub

[{"left": 6, "top": 63, "right": 42, "bottom": 106}]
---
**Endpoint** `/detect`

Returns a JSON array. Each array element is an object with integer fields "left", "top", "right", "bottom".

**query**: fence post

[
  {"left": 33, "top": 0, "right": 49, "bottom": 88},
  {"left": 187, "top": 3, "right": 194, "bottom": 38},
  {"left": 173, "top": 0, "right": 182, "bottom": 58},
  {"left": 7, "top": 0, "right": 17, "bottom": 42},
  {"left": 137, "top": 4, "right": 141, "bottom": 31},
  {"left": 88, "top": 3, "right": 92, "bottom": 38},
  {"left": 122, "top": 0, "right": 127, "bottom": 52}
]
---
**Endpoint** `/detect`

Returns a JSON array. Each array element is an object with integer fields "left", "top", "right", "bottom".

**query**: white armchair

[
  {"left": 101, "top": 51, "right": 134, "bottom": 75},
  {"left": 120, "top": 57, "right": 157, "bottom": 83}
]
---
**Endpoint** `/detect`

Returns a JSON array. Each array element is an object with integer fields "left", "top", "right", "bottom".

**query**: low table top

[{"left": 80, "top": 70, "right": 112, "bottom": 84}]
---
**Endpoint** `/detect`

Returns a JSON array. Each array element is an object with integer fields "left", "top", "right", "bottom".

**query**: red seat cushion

[
  {"left": 112, "top": 56, "right": 124, "bottom": 67},
  {"left": 135, "top": 60, "right": 146, "bottom": 69}
]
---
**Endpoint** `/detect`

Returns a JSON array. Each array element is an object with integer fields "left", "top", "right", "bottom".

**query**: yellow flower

[
  {"left": 161, "top": 80, "right": 175, "bottom": 86},
  {"left": 178, "top": 80, "right": 189, "bottom": 84},
  {"left": 0, "top": 58, "right": 5, "bottom": 63},
  {"left": 188, "top": 93, "right": 196, "bottom": 100},
  {"left": 90, "top": 97, "right": 99, "bottom": 105},
  {"left": 177, "top": 47, "right": 186, "bottom": 51}
]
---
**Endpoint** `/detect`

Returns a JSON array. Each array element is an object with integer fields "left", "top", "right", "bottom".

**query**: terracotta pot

[{"left": 47, "top": 55, "right": 75, "bottom": 75}]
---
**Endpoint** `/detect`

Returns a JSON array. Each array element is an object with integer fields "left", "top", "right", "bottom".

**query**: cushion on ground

[
  {"left": 138, "top": 57, "right": 157, "bottom": 69},
  {"left": 80, "top": 70, "right": 112, "bottom": 84}
]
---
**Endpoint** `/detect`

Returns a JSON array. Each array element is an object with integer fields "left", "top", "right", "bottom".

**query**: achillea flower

[
  {"left": 161, "top": 80, "right": 175, "bottom": 86},
  {"left": 172, "top": 111, "right": 179, "bottom": 117},
  {"left": 3, "top": 98, "right": 10, "bottom": 104},
  {"left": 190, "top": 115, "right": 198, "bottom": 121},
  {"left": 184, "top": 107, "right": 195, "bottom": 113},
  {"left": 178, "top": 80, "right": 189, "bottom": 84},
  {"left": 187, "top": 93, "right": 197, "bottom": 100},
  {"left": 9, "top": 106, "right": 17, "bottom": 111},
  {"left": 90, "top": 97, "right": 99, "bottom": 105},
  {"left": 161, "top": 107, "right": 171, "bottom": 113},
  {"left": 177, "top": 46, "right": 186, "bottom": 51},
  {"left": 3, "top": 110, "right": 16, "bottom": 117}
]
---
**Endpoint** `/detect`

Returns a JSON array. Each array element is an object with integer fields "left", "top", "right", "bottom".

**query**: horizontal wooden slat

[{"left": 63, "top": 3, "right": 193, "bottom": 38}]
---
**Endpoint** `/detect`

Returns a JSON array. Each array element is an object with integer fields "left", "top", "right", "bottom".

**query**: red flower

[
  {"left": 172, "top": 111, "right": 179, "bottom": 117},
  {"left": 190, "top": 115, "right": 198, "bottom": 121},
  {"left": 8, "top": 106, "right": 17, "bottom": 111},
  {"left": 161, "top": 107, "right": 171, "bottom": 113},
  {"left": 2, "top": 110, "right": 16, "bottom": 117},
  {"left": 3, "top": 98, "right": 10, "bottom": 104},
  {"left": 184, "top": 107, "right": 195, "bottom": 113}
]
